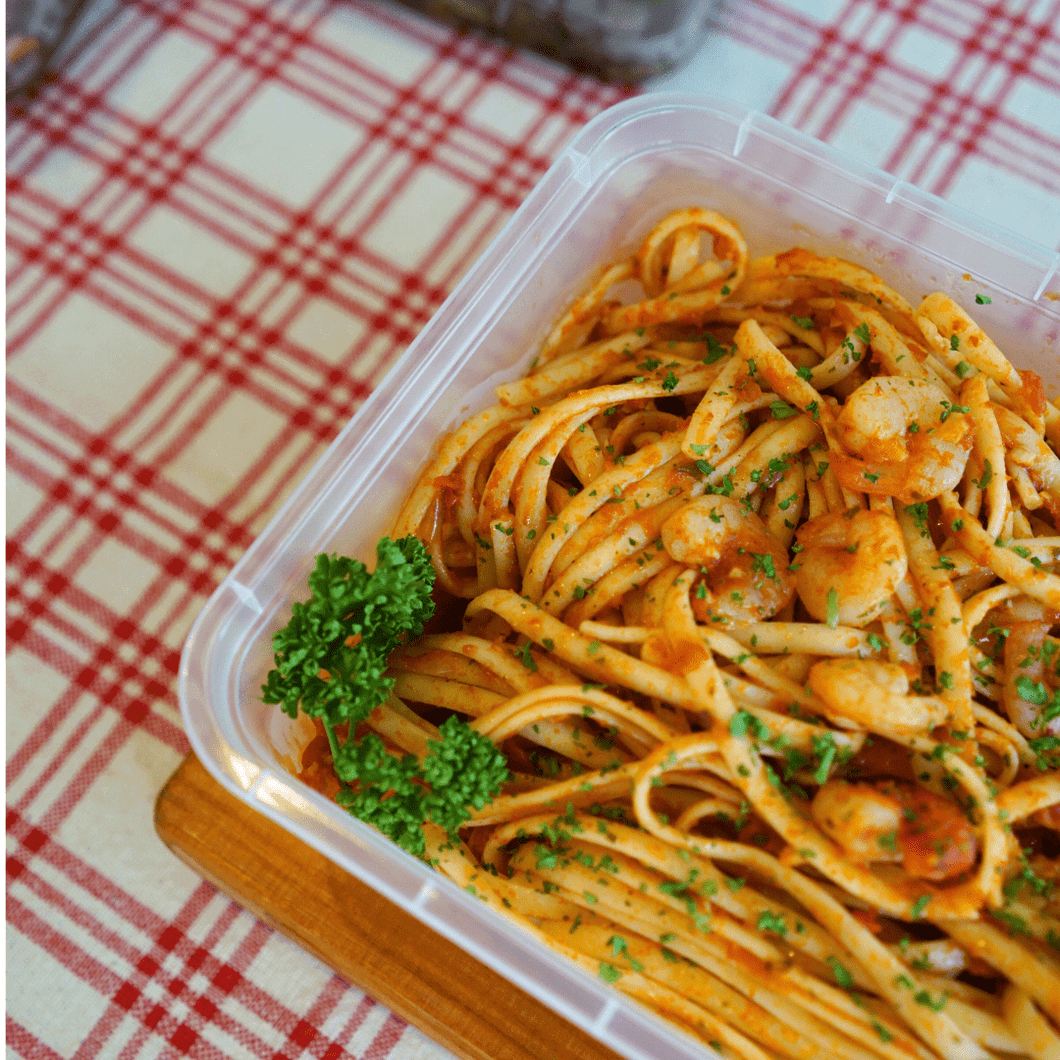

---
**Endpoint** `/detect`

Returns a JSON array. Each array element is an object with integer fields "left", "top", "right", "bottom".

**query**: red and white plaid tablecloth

[{"left": 6, "top": 0, "right": 1060, "bottom": 1057}]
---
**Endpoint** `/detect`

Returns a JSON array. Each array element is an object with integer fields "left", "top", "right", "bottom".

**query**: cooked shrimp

[
  {"left": 793, "top": 507, "right": 907, "bottom": 628},
  {"left": 994, "top": 404, "right": 1060, "bottom": 521},
  {"left": 829, "top": 375, "right": 973, "bottom": 503},
  {"left": 1001, "top": 621, "right": 1060, "bottom": 739},
  {"left": 808, "top": 657, "right": 949, "bottom": 738},
  {"left": 1033, "top": 802, "right": 1060, "bottom": 833},
  {"left": 660, "top": 494, "right": 795, "bottom": 627},
  {"left": 810, "top": 779, "right": 906, "bottom": 864},
  {"left": 811, "top": 778, "right": 978, "bottom": 882}
]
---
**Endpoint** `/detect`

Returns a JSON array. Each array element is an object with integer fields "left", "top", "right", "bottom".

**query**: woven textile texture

[
  {"left": 6, "top": 0, "right": 1060, "bottom": 1057},
  {"left": 653, "top": 0, "right": 1060, "bottom": 246}
]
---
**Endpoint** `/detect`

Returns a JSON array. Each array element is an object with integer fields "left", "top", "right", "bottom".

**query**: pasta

[{"left": 297, "top": 208, "right": 1060, "bottom": 1060}]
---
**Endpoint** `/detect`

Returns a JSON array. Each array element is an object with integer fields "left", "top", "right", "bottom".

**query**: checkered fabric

[
  {"left": 6, "top": 0, "right": 1059, "bottom": 1056},
  {"left": 651, "top": 0, "right": 1060, "bottom": 247}
]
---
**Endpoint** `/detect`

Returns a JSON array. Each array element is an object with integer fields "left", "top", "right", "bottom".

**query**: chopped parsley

[
  {"left": 826, "top": 587, "right": 840, "bottom": 629},
  {"left": 262, "top": 538, "right": 508, "bottom": 856}
]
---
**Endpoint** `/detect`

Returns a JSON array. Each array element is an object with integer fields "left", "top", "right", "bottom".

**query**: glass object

[
  {"left": 405, "top": 0, "right": 715, "bottom": 81},
  {"left": 6, "top": 0, "right": 88, "bottom": 96}
]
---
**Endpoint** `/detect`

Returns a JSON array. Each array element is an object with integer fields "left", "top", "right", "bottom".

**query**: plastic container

[
  {"left": 178, "top": 94, "right": 1060, "bottom": 1060},
  {"left": 399, "top": 0, "right": 716, "bottom": 82}
]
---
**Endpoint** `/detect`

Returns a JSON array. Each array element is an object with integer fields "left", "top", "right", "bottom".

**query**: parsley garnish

[
  {"left": 910, "top": 895, "right": 931, "bottom": 919},
  {"left": 826, "top": 956, "right": 854, "bottom": 989},
  {"left": 989, "top": 909, "right": 1031, "bottom": 936},
  {"left": 756, "top": 910, "right": 788, "bottom": 937},
  {"left": 1014, "top": 675, "right": 1060, "bottom": 729},
  {"left": 1028, "top": 735, "right": 1060, "bottom": 770},
  {"left": 262, "top": 538, "right": 508, "bottom": 856},
  {"left": 811, "top": 732, "right": 838, "bottom": 784},
  {"left": 703, "top": 333, "right": 728, "bottom": 364},
  {"left": 826, "top": 587, "right": 840, "bottom": 629},
  {"left": 914, "top": 989, "right": 947, "bottom": 1012},
  {"left": 730, "top": 710, "right": 769, "bottom": 740}
]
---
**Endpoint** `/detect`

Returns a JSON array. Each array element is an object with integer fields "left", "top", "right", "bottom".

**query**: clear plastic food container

[{"left": 178, "top": 94, "right": 1060, "bottom": 1060}]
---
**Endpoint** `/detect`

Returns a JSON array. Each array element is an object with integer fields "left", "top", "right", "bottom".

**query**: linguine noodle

[{"left": 299, "top": 208, "right": 1060, "bottom": 1060}]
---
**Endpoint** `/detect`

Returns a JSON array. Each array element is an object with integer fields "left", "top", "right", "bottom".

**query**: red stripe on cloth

[
  {"left": 730, "top": 0, "right": 1060, "bottom": 212},
  {"left": 4, "top": 2, "right": 658, "bottom": 1059},
  {"left": 363, "top": 1013, "right": 412, "bottom": 1060},
  {"left": 9, "top": 838, "right": 375, "bottom": 1059},
  {"left": 5, "top": 1019, "right": 66, "bottom": 1060},
  {"left": 882, "top": 0, "right": 1060, "bottom": 197}
]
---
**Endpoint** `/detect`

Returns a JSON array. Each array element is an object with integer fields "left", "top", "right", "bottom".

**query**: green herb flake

[
  {"left": 826, "top": 587, "right": 840, "bottom": 630},
  {"left": 826, "top": 956, "right": 854, "bottom": 990},
  {"left": 262, "top": 538, "right": 509, "bottom": 857}
]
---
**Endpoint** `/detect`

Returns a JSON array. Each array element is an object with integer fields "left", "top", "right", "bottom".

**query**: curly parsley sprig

[{"left": 262, "top": 536, "right": 508, "bottom": 856}]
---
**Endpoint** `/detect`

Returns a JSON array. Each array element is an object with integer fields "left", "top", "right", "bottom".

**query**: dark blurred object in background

[
  {"left": 6, "top": 0, "right": 90, "bottom": 97},
  {"left": 6, "top": 0, "right": 713, "bottom": 95},
  {"left": 402, "top": 0, "right": 714, "bottom": 81}
]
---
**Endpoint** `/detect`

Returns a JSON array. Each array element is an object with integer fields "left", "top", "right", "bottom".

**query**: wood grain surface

[{"left": 154, "top": 753, "right": 622, "bottom": 1060}]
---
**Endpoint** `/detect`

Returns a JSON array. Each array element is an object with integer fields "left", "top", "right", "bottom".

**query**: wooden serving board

[{"left": 155, "top": 753, "right": 622, "bottom": 1060}]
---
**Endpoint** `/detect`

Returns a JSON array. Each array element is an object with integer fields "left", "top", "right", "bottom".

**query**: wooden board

[{"left": 154, "top": 753, "right": 622, "bottom": 1060}]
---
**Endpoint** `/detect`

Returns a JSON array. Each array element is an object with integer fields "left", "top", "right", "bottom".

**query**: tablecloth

[{"left": 6, "top": 0, "right": 1060, "bottom": 1057}]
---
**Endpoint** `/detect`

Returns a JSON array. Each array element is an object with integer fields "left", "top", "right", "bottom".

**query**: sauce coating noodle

[{"left": 299, "top": 209, "right": 1060, "bottom": 1060}]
